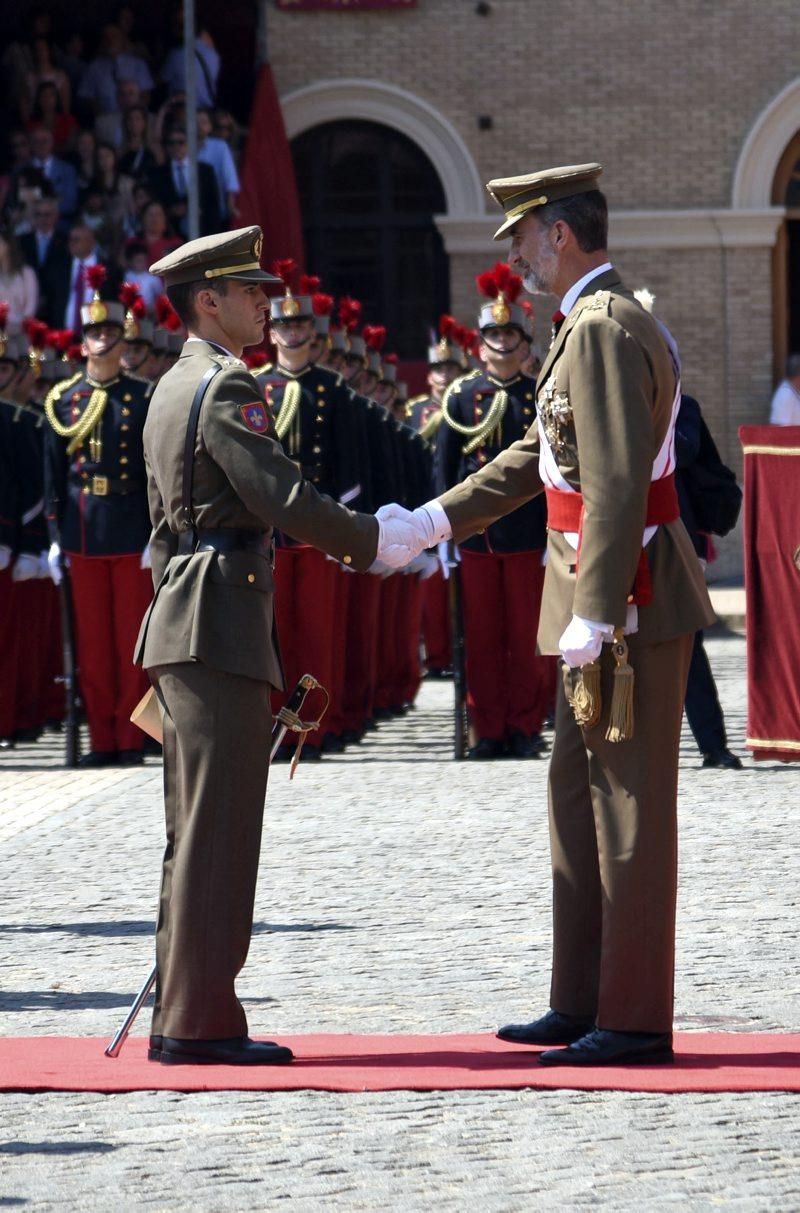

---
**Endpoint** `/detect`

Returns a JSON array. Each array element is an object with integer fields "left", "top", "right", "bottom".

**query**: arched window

[
  {"left": 772, "top": 132, "right": 800, "bottom": 377},
  {"left": 292, "top": 120, "right": 449, "bottom": 358}
]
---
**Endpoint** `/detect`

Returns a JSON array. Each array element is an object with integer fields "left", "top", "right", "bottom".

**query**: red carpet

[{"left": 1, "top": 1033, "right": 800, "bottom": 1093}]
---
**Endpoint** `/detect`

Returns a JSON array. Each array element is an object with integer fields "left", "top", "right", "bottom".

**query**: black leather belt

[{"left": 177, "top": 528, "right": 273, "bottom": 558}]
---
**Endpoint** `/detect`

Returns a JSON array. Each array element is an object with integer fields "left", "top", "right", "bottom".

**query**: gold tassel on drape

[{"left": 567, "top": 660, "right": 602, "bottom": 729}]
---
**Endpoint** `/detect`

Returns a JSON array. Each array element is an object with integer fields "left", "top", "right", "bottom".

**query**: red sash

[{"left": 544, "top": 473, "right": 679, "bottom": 606}]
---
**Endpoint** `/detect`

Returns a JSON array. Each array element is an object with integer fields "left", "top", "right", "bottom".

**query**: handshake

[{"left": 373, "top": 500, "right": 453, "bottom": 572}]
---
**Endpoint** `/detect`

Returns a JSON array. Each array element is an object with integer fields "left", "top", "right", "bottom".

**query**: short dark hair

[
  {"left": 167, "top": 278, "right": 228, "bottom": 326},
  {"left": 537, "top": 189, "right": 608, "bottom": 253}
]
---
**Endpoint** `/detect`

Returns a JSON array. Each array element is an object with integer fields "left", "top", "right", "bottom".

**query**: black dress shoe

[
  {"left": 497, "top": 1009, "right": 595, "bottom": 1045},
  {"left": 157, "top": 1036, "right": 294, "bottom": 1066},
  {"left": 340, "top": 729, "right": 364, "bottom": 746},
  {"left": 148, "top": 1035, "right": 163, "bottom": 1061},
  {"left": 116, "top": 749, "right": 144, "bottom": 766},
  {"left": 539, "top": 1028, "right": 674, "bottom": 1066},
  {"left": 321, "top": 732, "right": 345, "bottom": 754},
  {"left": 702, "top": 748, "right": 743, "bottom": 770},
  {"left": 468, "top": 738, "right": 505, "bottom": 760},
  {"left": 507, "top": 731, "right": 547, "bottom": 759},
  {"left": 78, "top": 750, "right": 117, "bottom": 768}
]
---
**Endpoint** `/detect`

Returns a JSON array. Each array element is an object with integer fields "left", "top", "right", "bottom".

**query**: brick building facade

[{"left": 265, "top": 0, "right": 800, "bottom": 576}]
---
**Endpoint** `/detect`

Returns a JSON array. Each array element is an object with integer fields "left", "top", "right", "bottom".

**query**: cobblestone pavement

[{"left": 1, "top": 631, "right": 799, "bottom": 1210}]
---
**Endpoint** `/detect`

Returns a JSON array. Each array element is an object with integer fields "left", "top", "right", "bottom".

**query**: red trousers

[
  {"left": 325, "top": 566, "right": 351, "bottom": 738},
  {"left": 68, "top": 552, "right": 153, "bottom": 753},
  {"left": 459, "top": 548, "right": 556, "bottom": 740},
  {"left": 272, "top": 545, "right": 337, "bottom": 747},
  {"left": 421, "top": 568, "right": 452, "bottom": 672},
  {"left": 341, "top": 571, "right": 381, "bottom": 733},
  {"left": 0, "top": 569, "right": 19, "bottom": 737},
  {"left": 7, "top": 578, "right": 64, "bottom": 734},
  {"left": 396, "top": 572, "right": 424, "bottom": 706},
  {"left": 374, "top": 574, "right": 403, "bottom": 711}
]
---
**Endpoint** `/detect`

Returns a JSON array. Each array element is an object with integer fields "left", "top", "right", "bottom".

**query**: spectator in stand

[
  {"left": 118, "top": 105, "right": 158, "bottom": 179},
  {"left": 95, "top": 78, "right": 144, "bottom": 150},
  {"left": 197, "top": 107, "right": 239, "bottom": 225},
  {"left": 152, "top": 94, "right": 186, "bottom": 150},
  {"left": 769, "top": 353, "right": 800, "bottom": 426},
  {"left": 19, "top": 195, "right": 70, "bottom": 324},
  {"left": 114, "top": 3, "right": 153, "bottom": 66},
  {"left": 60, "top": 32, "right": 88, "bottom": 100},
  {"left": 122, "top": 238, "right": 163, "bottom": 312},
  {"left": 27, "top": 81, "right": 80, "bottom": 156},
  {"left": 27, "top": 126, "right": 78, "bottom": 217},
  {"left": 5, "top": 167, "right": 51, "bottom": 236},
  {"left": 125, "top": 181, "right": 154, "bottom": 239},
  {"left": 54, "top": 223, "right": 119, "bottom": 332},
  {"left": 138, "top": 200, "right": 180, "bottom": 263},
  {"left": 212, "top": 109, "right": 242, "bottom": 163},
  {"left": 77, "top": 24, "right": 153, "bottom": 118},
  {"left": 149, "top": 128, "right": 221, "bottom": 238},
  {"left": 23, "top": 37, "right": 72, "bottom": 122},
  {"left": 0, "top": 229, "right": 38, "bottom": 331},
  {"left": 73, "top": 128, "right": 97, "bottom": 195},
  {"left": 161, "top": 24, "right": 220, "bottom": 109},
  {"left": 8, "top": 131, "right": 32, "bottom": 175}
]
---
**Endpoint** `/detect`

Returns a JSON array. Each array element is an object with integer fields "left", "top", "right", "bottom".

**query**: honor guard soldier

[
  {"left": 408, "top": 315, "right": 468, "bottom": 679},
  {"left": 43, "top": 266, "right": 154, "bottom": 766},
  {"left": 253, "top": 260, "right": 364, "bottom": 757},
  {"left": 134, "top": 226, "right": 382, "bottom": 1065},
  {"left": 377, "top": 163, "right": 714, "bottom": 1066},
  {"left": 436, "top": 263, "right": 553, "bottom": 758},
  {"left": 120, "top": 284, "right": 158, "bottom": 380}
]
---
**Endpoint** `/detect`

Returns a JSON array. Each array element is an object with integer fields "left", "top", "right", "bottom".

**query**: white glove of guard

[
  {"left": 0, "top": 545, "right": 11, "bottom": 572},
  {"left": 367, "top": 558, "right": 395, "bottom": 578},
  {"left": 405, "top": 550, "right": 439, "bottom": 579},
  {"left": 558, "top": 614, "right": 613, "bottom": 668},
  {"left": 47, "top": 541, "right": 63, "bottom": 586},
  {"left": 11, "top": 553, "right": 40, "bottom": 582},
  {"left": 37, "top": 550, "right": 51, "bottom": 578},
  {"left": 140, "top": 545, "right": 152, "bottom": 570},
  {"left": 375, "top": 500, "right": 452, "bottom": 570}
]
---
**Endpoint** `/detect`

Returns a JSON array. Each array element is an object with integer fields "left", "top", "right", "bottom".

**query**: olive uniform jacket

[
  {"left": 134, "top": 340, "right": 379, "bottom": 687},
  {"left": 437, "top": 269, "right": 714, "bottom": 654}
]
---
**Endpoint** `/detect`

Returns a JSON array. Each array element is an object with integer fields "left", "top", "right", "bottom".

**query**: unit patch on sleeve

[{"left": 239, "top": 402, "right": 269, "bottom": 433}]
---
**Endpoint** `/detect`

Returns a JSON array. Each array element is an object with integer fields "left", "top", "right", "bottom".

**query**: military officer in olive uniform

[
  {"left": 44, "top": 279, "right": 154, "bottom": 766},
  {"left": 135, "top": 228, "right": 391, "bottom": 1066},
  {"left": 436, "top": 266, "right": 553, "bottom": 759},
  {"left": 376, "top": 165, "right": 714, "bottom": 1066}
]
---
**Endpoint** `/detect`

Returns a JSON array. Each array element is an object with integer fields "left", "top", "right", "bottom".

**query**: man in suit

[
  {"left": 135, "top": 227, "right": 408, "bottom": 1066},
  {"left": 376, "top": 164, "right": 714, "bottom": 1066},
  {"left": 26, "top": 126, "right": 79, "bottom": 218},
  {"left": 149, "top": 129, "right": 221, "bottom": 239},
  {"left": 40, "top": 224, "right": 120, "bottom": 334},
  {"left": 19, "top": 196, "right": 71, "bottom": 326}
]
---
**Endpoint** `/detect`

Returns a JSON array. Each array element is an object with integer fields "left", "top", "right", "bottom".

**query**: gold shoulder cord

[
  {"left": 44, "top": 374, "right": 110, "bottom": 456},
  {"left": 441, "top": 374, "right": 508, "bottom": 456},
  {"left": 419, "top": 409, "right": 444, "bottom": 443},
  {"left": 274, "top": 378, "right": 302, "bottom": 455}
]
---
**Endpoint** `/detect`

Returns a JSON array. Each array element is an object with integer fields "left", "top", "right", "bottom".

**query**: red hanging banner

[{"left": 276, "top": 1, "right": 416, "bottom": 9}]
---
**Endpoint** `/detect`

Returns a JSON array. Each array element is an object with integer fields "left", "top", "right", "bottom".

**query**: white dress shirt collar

[{"left": 560, "top": 261, "right": 614, "bottom": 317}]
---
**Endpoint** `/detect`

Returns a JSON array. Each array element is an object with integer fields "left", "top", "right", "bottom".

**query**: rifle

[
  {"left": 447, "top": 540, "right": 469, "bottom": 760},
  {"left": 57, "top": 550, "right": 82, "bottom": 768}
]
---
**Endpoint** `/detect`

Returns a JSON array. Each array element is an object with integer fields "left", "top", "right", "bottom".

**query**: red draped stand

[{"left": 740, "top": 425, "right": 800, "bottom": 761}]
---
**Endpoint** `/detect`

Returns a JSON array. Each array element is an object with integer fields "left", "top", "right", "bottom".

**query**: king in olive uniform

[
  {"left": 378, "top": 165, "right": 714, "bottom": 1067},
  {"left": 135, "top": 228, "right": 378, "bottom": 1066}
]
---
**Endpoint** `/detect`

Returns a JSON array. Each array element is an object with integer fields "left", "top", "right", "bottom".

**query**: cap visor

[
  {"left": 227, "top": 268, "right": 282, "bottom": 283},
  {"left": 492, "top": 213, "right": 525, "bottom": 240}
]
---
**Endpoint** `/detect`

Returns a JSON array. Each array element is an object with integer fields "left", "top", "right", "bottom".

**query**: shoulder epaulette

[
  {"left": 253, "top": 362, "right": 273, "bottom": 377},
  {"left": 407, "top": 393, "right": 428, "bottom": 407}
]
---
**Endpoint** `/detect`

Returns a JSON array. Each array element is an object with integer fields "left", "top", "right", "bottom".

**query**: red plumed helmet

[
  {"left": 243, "top": 350, "right": 269, "bottom": 370},
  {"left": 24, "top": 318, "right": 49, "bottom": 348},
  {"left": 132, "top": 297, "right": 147, "bottom": 318},
  {"left": 299, "top": 274, "right": 321, "bottom": 295},
  {"left": 312, "top": 292, "right": 334, "bottom": 318},
  {"left": 47, "top": 329, "right": 75, "bottom": 355},
  {"left": 119, "top": 281, "right": 141, "bottom": 309},
  {"left": 493, "top": 261, "right": 522, "bottom": 302},
  {"left": 383, "top": 352, "right": 398, "bottom": 365},
  {"left": 0, "top": 302, "right": 9, "bottom": 330},
  {"left": 438, "top": 313, "right": 457, "bottom": 340},
  {"left": 271, "top": 258, "right": 297, "bottom": 288},
  {"left": 337, "top": 296, "right": 362, "bottom": 332},
  {"left": 155, "top": 295, "right": 173, "bottom": 325},
  {"left": 67, "top": 342, "right": 84, "bottom": 362},
  {"left": 363, "top": 325, "right": 386, "bottom": 352},
  {"left": 86, "top": 264, "right": 107, "bottom": 293},
  {"left": 476, "top": 269, "right": 500, "bottom": 299}
]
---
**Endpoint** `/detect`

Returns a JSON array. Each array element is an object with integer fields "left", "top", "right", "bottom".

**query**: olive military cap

[
  {"left": 149, "top": 226, "right": 281, "bottom": 286},
  {"left": 487, "top": 163, "right": 603, "bottom": 240}
]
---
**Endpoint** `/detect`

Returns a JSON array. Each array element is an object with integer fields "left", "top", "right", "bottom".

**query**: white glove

[
  {"left": 140, "top": 545, "right": 152, "bottom": 570},
  {"left": 375, "top": 500, "right": 452, "bottom": 569},
  {"left": 0, "top": 545, "right": 11, "bottom": 572},
  {"left": 559, "top": 614, "right": 613, "bottom": 668},
  {"left": 47, "top": 541, "right": 63, "bottom": 586},
  {"left": 367, "top": 558, "right": 395, "bottom": 578},
  {"left": 37, "top": 550, "right": 51, "bottom": 578},
  {"left": 11, "top": 553, "right": 40, "bottom": 582},
  {"left": 406, "top": 550, "right": 439, "bottom": 579},
  {"left": 437, "top": 538, "right": 458, "bottom": 580}
]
